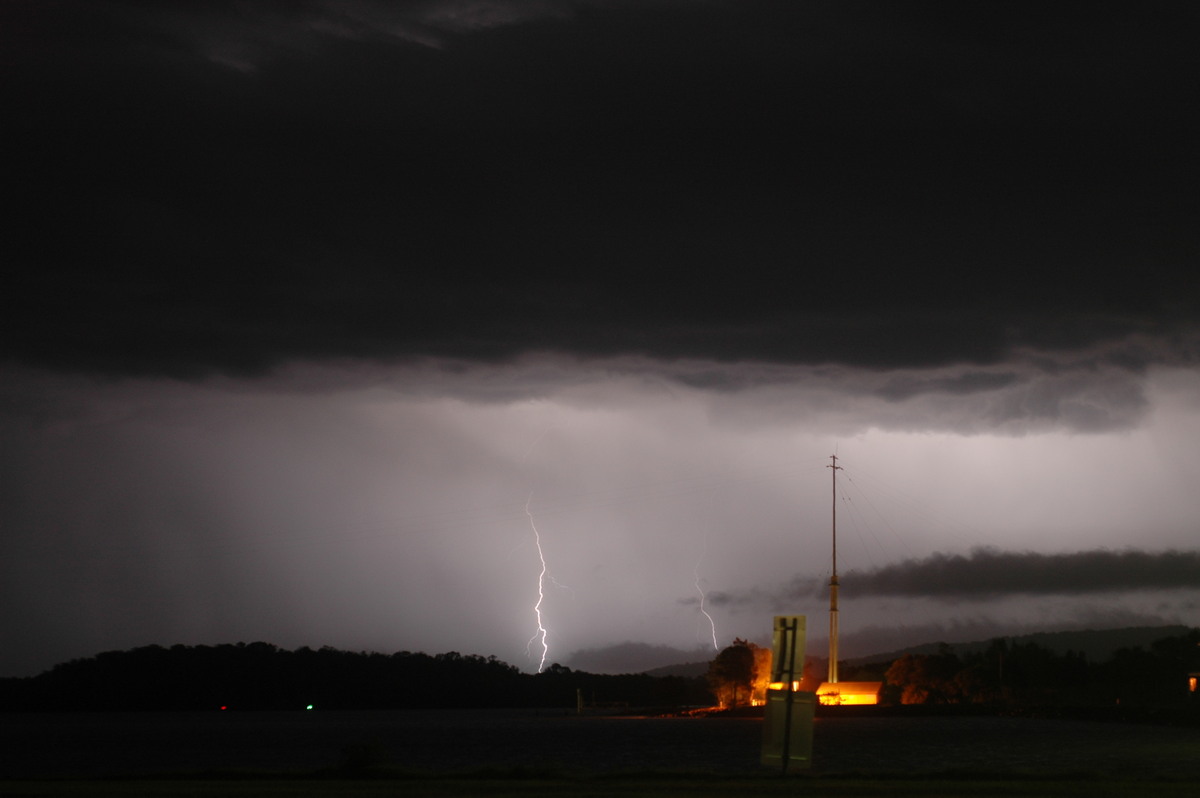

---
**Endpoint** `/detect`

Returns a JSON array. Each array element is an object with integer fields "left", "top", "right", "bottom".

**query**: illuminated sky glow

[{"left": 2, "top": 1, "right": 1198, "bottom": 677}]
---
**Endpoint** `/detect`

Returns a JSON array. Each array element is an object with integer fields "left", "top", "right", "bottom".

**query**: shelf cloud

[{"left": 766, "top": 548, "right": 1200, "bottom": 602}]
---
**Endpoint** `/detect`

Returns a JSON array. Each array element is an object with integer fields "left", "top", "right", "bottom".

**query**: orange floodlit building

[{"left": 816, "top": 680, "right": 882, "bottom": 706}]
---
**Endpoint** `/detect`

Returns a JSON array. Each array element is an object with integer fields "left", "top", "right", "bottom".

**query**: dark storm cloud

[
  {"left": 876, "top": 371, "right": 1020, "bottom": 401},
  {"left": 680, "top": 589, "right": 756, "bottom": 611},
  {"left": 4, "top": 1, "right": 1199, "bottom": 378},
  {"left": 786, "top": 548, "right": 1200, "bottom": 601}
]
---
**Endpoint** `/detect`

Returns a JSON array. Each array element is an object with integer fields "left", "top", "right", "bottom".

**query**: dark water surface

[{"left": 3, "top": 709, "right": 1198, "bottom": 780}]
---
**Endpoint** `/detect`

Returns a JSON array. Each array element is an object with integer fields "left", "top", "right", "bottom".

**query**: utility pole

[{"left": 827, "top": 453, "right": 841, "bottom": 684}]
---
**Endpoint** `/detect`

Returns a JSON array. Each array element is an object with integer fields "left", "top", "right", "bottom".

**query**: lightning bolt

[
  {"left": 525, "top": 493, "right": 550, "bottom": 673},
  {"left": 694, "top": 539, "right": 719, "bottom": 651}
]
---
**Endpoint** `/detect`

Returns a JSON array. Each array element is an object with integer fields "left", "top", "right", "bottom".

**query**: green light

[{"left": 306, "top": 704, "right": 314, "bottom": 710}]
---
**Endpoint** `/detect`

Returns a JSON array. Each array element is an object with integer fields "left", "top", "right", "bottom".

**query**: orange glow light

[{"left": 816, "top": 681, "right": 881, "bottom": 706}]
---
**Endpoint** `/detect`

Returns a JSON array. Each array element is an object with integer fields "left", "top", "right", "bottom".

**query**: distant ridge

[
  {"left": 566, "top": 642, "right": 713, "bottom": 675},
  {"left": 642, "top": 661, "right": 710, "bottom": 678},
  {"left": 562, "top": 626, "right": 1197, "bottom": 676},
  {"left": 632, "top": 626, "right": 1196, "bottom": 676},
  {"left": 847, "top": 625, "right": 1194, "bottom": 665}
]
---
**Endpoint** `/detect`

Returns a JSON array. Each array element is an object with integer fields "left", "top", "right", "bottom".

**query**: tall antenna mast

[{"left": 827, "top": 453, "right": 841, "bottom": 684}]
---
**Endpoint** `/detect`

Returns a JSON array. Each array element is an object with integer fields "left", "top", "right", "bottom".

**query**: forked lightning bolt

[
  {"left": 694, "top": 542, "right": 719, "bottom": 651},
  {"left": 525, "top": 494, "right": 550, "bottom": 673}
]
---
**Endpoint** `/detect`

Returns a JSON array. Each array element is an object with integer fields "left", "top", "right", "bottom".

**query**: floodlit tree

[
  {"left": 884, "top": 647, "right": 964, "bottom": 704},
  {"left": 707, "top": 638, "right": 758, "bottom": 708}
]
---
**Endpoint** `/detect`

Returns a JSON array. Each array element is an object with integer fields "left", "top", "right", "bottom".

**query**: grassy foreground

[{"left": 5, "top": 775, "right": 1200, "bottom": 798}]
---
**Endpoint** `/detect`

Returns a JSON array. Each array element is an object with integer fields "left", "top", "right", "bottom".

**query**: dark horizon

[{"left": 5, "top": 621, "right": 1192, "bottom": 682}]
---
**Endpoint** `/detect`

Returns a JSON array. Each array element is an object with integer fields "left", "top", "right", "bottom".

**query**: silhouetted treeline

[
  {"left": 880, "top": 629, "right": 1200, "bottom": 710},
  {"left": 0, "top": 643, "right": 714, "bottom": 711},
  {"left": 7, "top": 629, "right": 1198, "bottom": 713}
]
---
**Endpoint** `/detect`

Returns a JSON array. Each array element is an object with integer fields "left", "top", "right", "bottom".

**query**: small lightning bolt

[
  {"left": 525, "top": 493, "right": 550, "bottom": 673},
  {"left": 694, "top": 539, "right": 719, "bottom": 651}
]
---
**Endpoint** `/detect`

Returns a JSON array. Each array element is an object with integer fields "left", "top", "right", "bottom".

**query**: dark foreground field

[
  {"left": 6, "top": 776, "right": 1200, "bottom": 798},
  {"left": 4, "top": 709, "right": 1199, "bottom": 796}
]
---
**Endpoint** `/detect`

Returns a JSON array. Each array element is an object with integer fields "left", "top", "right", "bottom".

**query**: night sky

[{"left": 3, "top": 1, "right": 1199, "bottom": 678}]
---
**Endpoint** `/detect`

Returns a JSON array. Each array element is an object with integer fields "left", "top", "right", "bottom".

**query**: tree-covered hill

[
  {"left": 0, "top": 643, "right": 713, "bottom": 711},
  {"left": 5, "top": 627, "right": 1198, "bottom": 713}
]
